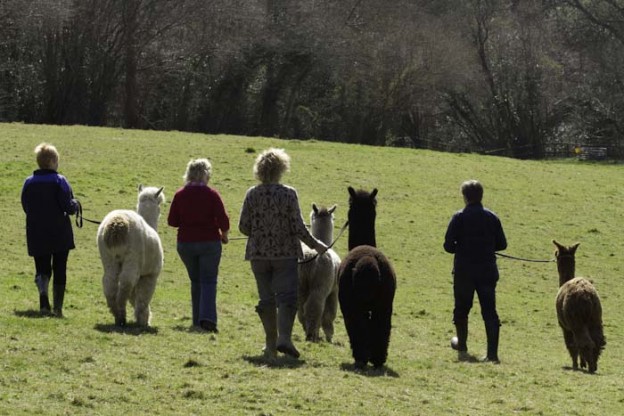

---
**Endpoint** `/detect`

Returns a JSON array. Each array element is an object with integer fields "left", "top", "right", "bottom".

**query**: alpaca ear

[
  {"left": 328, "top": 204, "right": 337, "bottom": 214},
  {"left": 348, "top": 186, "right": 356, "bottom": 198},
  {"left": 552, "top": 240, "right": 563, "bottom": 250},
  {"left": 138, "top": 184, "right": 144, "bottom": 192},
  {"left": 370, "top": 188, "right": 378, "bottom": 199},
  {"left": 312, "top": 203, "right": 319, "bottom": 214},
  {"left": 155, "top": 187, "right": 164, "bottom": 198},
  {"left": 571, "top": 242, "right": 580, "bottom": 253}
]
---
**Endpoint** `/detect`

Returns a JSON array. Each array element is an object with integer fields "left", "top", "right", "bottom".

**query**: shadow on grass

[
  {"left": 562, "top": 365, "right": 600, "bottom": 375},
  {"left": 14, "top": 309, "right": 52, "bottom": 319},
  {"left": 172, "top": 324, "right": 206, "bottom": 333},
  {"left": 340, "top": 362, "right": 400, "bottom": 378},
  {"left": 93, "top": 323, "right": 159, "bottom": 335},
  {"left": 243, "top": 354, "right": 305, "bottom": 369}
]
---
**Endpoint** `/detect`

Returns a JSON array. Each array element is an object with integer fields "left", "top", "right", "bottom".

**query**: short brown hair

[
  {"left": 34, "top": 143, "right": 59, "bottom": 169},
  {"left": 461, "top": 180, "right": 483, "bottom": 204}
]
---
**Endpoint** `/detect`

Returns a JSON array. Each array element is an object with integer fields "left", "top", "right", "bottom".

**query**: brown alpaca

[{"left": 553, "top": 240, "right": 605, "bottom": 373}]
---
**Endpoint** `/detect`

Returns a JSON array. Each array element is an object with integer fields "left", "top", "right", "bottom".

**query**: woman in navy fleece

[
  {"left": 444, "top": 179, "right": 507, "bottom": 363},
  {"left": 21, "top": 143, "right": 79, "bottom": 316},
  {"left": 168, "top": 158, "right": 230, "bottom": 333}
]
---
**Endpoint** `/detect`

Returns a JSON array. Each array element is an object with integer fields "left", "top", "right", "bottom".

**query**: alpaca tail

[
  {"left": 103, "top": 215, "right": 130, "bottom": 248},
  {"left": 352, "top": 256, "right": 381, "bottom": 303}
]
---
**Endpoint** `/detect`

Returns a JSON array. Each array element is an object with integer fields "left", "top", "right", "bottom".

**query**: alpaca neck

[
  {"left": 348, "top": 222, "right": 376, "bottom": 250},
  {"left": 311, "top": 222, "right": 333, "bottom": 245},
  {"left": 557, "top": 257, "right": 575, "bottom": 286},
  {"left": 138, "top": 205, "right": 160, "bottom": 231}
]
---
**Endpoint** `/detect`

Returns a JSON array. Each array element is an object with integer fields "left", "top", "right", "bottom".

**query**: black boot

[
  {"left": 53, "top": 285, "right": 65, "bottom": 318},
  {"left": 35, "top": 274, "right": 51, "bottom": 315},
  {"left": 483, "top": 320, "right": 500, "bottom": 363},
  {"left": 452, "top": 320, "right": 471, "bottom": 361},
  {"left": 452, "top": 320, "right": 468, "bottom": 351}
]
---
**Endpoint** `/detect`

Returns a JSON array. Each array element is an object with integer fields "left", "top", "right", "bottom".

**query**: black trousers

[
  {"left": 34, "top": 251, "right": 69, "bottom": 286},
  {"left": 452, "top": 262, "right": 499, "bottom": 324}
]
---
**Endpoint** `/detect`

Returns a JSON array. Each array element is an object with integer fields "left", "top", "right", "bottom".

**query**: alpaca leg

[
  {"left": 562, "top": 329, "right": 579, "bottom": 369},
  {"left": 370, "top": 307, "right": 392, "bottom": 368},
  {"left": 303, "top": 291, "right": 324, "bottom": 342},
  {"left": 297, "top": 277, "right": 308, "bottom": 331},
  {"left": 133, "top": 274, "right": 157, "bottom": 326},
  {"left": 102, "top": 263, "right": 121, "bottom": 324},
  {"left": 321, "top": 289, "right": 338, "bottom": 343},
  {"left": 589, "top": 326, "right": 605, "bottom": 374},
  {"left": 115, "top": 263, "right": 140, "bottom": 326},
  {"left": 343, "top": 309, "right": 371, "bottom": 368}
]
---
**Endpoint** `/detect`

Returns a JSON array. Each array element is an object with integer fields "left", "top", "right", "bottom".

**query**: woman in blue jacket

[
  {"left": 444, "top": 180, "right": 507, "bottom": 363},
  {"left": 21, "top": 143, "right": 78, "bottom": 316}
]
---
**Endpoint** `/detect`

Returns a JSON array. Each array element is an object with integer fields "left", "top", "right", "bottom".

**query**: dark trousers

[
  {"left": 34, "top": 251, "right": 69, "bottom": 286},
  {"left": 452, "top": 262, "right": 499, "bottom": 325}
]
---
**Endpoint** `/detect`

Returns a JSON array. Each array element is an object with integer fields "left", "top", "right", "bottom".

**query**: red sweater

[{"left": 167, "top": 184, "right": 230, "bottom": 242}]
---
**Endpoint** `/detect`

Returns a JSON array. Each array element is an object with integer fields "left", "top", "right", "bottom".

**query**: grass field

[{"left": 1, "top": 122, "right": 623, "bottom": 415}]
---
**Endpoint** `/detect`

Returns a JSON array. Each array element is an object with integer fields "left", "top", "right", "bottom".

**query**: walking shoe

[{"left": 200, "top": 320, "right": 218, "bottom": 333}]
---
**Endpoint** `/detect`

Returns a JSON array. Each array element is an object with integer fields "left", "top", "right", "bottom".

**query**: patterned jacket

[{"left": 238, "top": 183, "right": 322, "bottom": 260}]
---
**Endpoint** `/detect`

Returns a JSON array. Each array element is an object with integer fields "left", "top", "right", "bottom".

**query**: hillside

[{"left": 1, "top": 123, "right": 622, "bottom": 415}]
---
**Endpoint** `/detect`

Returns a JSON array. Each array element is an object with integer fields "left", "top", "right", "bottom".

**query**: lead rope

[
  {"left": 495, "top": 252, "right": 555, "bottom": 263},
  {"left": 75, "top": 200, "right": 102, "bottom": 228}
]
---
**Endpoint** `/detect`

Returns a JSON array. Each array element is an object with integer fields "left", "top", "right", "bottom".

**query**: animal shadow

[
  {"left": 562, "top": 365, "right": 600, "bottom": 375},
  {"left": 94, "top": 323, "right": 159, "bottom": 335},
  {"left": 243, "top": 354, "right": 305, "bottom": 369},
  {"left": 340, "top": 362, "right": 400, "bottom": 378}
]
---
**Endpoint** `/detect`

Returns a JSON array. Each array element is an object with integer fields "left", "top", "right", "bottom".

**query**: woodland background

[{"left": 2, "top": 0, "right": 624, "bottom": 158}]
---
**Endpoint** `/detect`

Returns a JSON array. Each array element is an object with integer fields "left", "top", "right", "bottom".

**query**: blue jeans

[
  {"left": 177, "top": 241, "right": 222, "bottom": 326},
  {"left": 251, "top": 259, "right": 299, "bottom": 310}
]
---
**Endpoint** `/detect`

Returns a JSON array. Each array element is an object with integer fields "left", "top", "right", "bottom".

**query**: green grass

[{"left": 1, "top": 122, "right": 623, "bottom": 415}]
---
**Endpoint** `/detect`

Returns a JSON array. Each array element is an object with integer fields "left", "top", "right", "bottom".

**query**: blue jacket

[
  {"left": 443, "top": 203, "right": 507, "bottom": 269},
  {"left": 21, "top": 169, "right": 78, "bottom": 256}
]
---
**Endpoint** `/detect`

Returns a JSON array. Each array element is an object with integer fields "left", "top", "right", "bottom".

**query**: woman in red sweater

[{"left": 168, "top": 159, "right": 230, "bottom": 332}]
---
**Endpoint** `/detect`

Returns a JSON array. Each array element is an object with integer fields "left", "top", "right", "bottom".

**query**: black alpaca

[{"left": 338, "top": 187, "right": 396, "bottom": 368}]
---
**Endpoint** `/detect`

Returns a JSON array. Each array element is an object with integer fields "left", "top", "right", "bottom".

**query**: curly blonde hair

[
  {"left": 183, "top": 158, "right": 212, "bottom": 184},
  {"left": 254, "top": 148, "right": 290, "bottom": 184},
  {"left": 34, "top": 143, "right": 59, "bottom": 169}
]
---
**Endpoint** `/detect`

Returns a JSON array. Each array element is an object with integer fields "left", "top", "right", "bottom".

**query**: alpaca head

[
  {"left": 347, "top": 186, "right": 378, "bottom": 249},
  {"left": 553, "top": 240, "right": 580, "bottom": 286},
  {"left": 310, "top": 203, "right": 336, "bottom": 245},
  {"left": 137, "top": 185, "right": 166, "bottom": 230}
]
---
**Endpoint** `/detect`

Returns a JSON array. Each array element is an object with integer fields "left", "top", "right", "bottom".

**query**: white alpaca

[
  {"left": 97, "top": 185, "right": 165, "bottom": 327},
  {"left": 298, "top": 204, "right": 341, "bottom": 342}
]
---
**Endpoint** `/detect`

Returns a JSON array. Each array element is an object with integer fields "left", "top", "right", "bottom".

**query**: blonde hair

[
  {"left": 183, "top": 158, "right": 212, "bottom": 183},
  {"left": 254, "top": 148, "right": 290, "bottom": 184},
  {"left": 34, "top": 143, "right": 59, "bottom": 169}
]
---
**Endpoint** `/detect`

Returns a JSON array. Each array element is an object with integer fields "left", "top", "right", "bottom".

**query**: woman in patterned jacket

[{"left": 239, "top": 148, "right": 328, "bottom": 360}]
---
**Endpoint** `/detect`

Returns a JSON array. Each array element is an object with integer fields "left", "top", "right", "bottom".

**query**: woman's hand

[{"left": 221, "top": 230, "right": 229, "bottom": 244}]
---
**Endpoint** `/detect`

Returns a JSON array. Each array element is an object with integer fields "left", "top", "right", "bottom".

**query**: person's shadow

[
  {"left": 93, "top": 323, "right": 159, "bottom": 335},
  {"left": 242, "top": 354, "right": 306, "bottom": 369},
  {"left": 340, "top": 362, "right": 400, "bottom": 377},
  {"left": 14, "top": 309, "right": 51, "bottom": 319}
]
